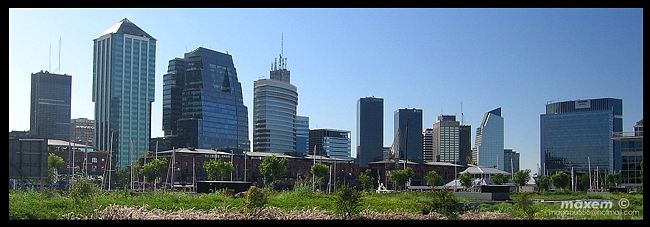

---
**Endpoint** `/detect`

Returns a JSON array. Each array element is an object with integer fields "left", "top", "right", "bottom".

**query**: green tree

[
  {"left": 139, "top": 158, "right": 167, "bottom": 191},
  {"left": 259, "top": 155, "right": 287, "bottom": 188},
  {"left": 491, "top": 173, "right": 509, "bottom": 185},
  {"left": 513, "top": 169, "right": 531, "bottom": 192},
  {"left": 390, "top": 167, "right": 414, "bottom": 190},
  {"left": 421, "top": 191, "right": 463, "bottom": 219},
  {"left": 515, "top": 192, "right": 536, "bottom": 220},
  {"left": 311, "top": 163, "right": 329, "bottom": 191},
  {"left": 358, "top": 169, "right": 374, "bottom": 192},
  {"left": 577, "top": 174, "right": 590, "bottom": 191},
  {"left": 424, "top": 170, "right": 444, "bottom": 187},
  {"left": 535, "top": 175, "right": 550, "bottom": 192},
  {"left": 604, "top": 173, "right": 622, "bottom": 189},
  {"left": 244, "top": 186, "right": 268, "bottom": 219},
  {"left": 47, "top": 153, "right": 65, "bottom": 185},
  {"left": 551, "top": 172, "right": 570, "bottom": 190},
  {"left": 459, "top": 172, "right": 473, "bottom": 190},
  {"left": 335, "top": 184, "right": 362, "bottom": 220},
  {"left": 204, "top": 159, "right": 234, "bottom": 181}
]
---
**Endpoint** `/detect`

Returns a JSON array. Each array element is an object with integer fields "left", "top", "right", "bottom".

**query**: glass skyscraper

[
  {"left": 162, "top": 47, "right": 249, "bottom": 150},
  {"left": 30, "top": 70, "right": 71, "bottom": 141},
  {"left": 295, "top": 115, "right": 310, "bottom": 156},
  {"left": 540, "top": 98, "right": 622, "bottom": 175},
  {"left": 394, "top": 108, "right": 423, "bottom": 163},
  {"left": 475, "top": 107, "right": 504, "bottom": 170},
  {"left": 93, "top": 18, "right": 156, "bottom": 168},
  {"left": 504, "top": 148, "right": 520, "bottom": 174},
  {"left": 357, "top": 97, "right": 384, "bottom": 167},
  {"left": 310, "top": 129, "right": 352, "bottom": 160},
  {"left": 253, "top": 53, "right": 298, "bottom": 154}
]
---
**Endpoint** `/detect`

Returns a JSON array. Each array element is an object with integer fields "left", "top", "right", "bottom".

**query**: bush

[
  {"left": 69, "top": 177, "right": 100, "bottom": 201},
  {"left": 244, "top": 186, "right": 268, "bottom": 218},
  {"left": 358, "top": 170, "right": 374, "bottom": 192},
  {"left": 335, "top": 185, "right": 362, "bottom": 219},
  {"left": 421, "top": 190, "right": 464, "bottom": 219},
  {"left": 514, "top": 192, "right": 536, "bottom": 219}
]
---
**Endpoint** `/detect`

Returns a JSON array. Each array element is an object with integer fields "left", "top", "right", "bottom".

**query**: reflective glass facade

[
  {"left": 253, "top": 55, "right": 298, "bottom": 154},
  {"left": 310, "top": 129, "right": 352, "bottom": 159},
  {"left": 30, "top": 71, "right": 71, "bottom": 141},
  {"left": 93, "top": 18, "right": 156, "bottom": 168},
  {"left": 619, "top": 137, "right": 641, "bottom": 185},
  {"left": 540, "top": 98, "right": 622, "bottom": 175},
  {"left": 357, "top": 97, "right": 384, "bottom": 167},
  {"left": 459, "top": 125, "right": 471, "bottom": 165},
  {"left": 163, "top": 47, "right": 249, "bottom": 150},
  {"left": 394, "top": 108, "right": 423, "bottom": 163},
  {"left": 295, "top": 115, "right": 310, "bottom": 156},
  {"left": 504, "top": 149, "right": 520, "bottom": 174},
  {"left": 475, "top": 108, "right": 504, "bottom": 170}
]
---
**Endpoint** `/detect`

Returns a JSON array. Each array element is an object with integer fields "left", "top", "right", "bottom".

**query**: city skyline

[{"left": 9, "top": 9, "right": 643, "bottom": 174}]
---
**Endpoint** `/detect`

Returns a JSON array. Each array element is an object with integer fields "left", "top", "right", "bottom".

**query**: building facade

[
  {"left": 459, "top": 125, "right": 472, "bottom": 165},
  {"left": 433, "top": 115, "right": 460, "bottom": 164},
  {"left": 540, "top": 98, "right": 622, "bottom": 175},
  {"left": 357, "top": 97, "right": 384, "bottom": 167},
  {"left": 71, "top": 118, "right": 95, "bottom": 147},
  {"left": 30, "top": 70, "right": 71, "bottom": 141},
  {"left": 394, "top": 108, "right": 423, "bottom": 163},
  {"left": 503, "top": 148, "right": 520, "bottom": 174},
  {"left": 475, "top": 107, "right": 504, "bottom": 170},
  {"left": 615, "top": 119, "right": 642, "bottom": 188},
  {"left": 309, "top": 129, "right": 352, "bottom": 160},
  {"left": 162, "top": 47, "right": 249, "bottom": 150},
  {"left": 422, "top": 128, "right": 434, "bottom": 162},
  {"left": 295, "top": 115, "right": 310, "bottom": 156},
  {"left": 253, "top": 53, "right": 298, "bottom": 154},
  {"left": 93, "top": 18, "right": 156, "bottom": 168}
]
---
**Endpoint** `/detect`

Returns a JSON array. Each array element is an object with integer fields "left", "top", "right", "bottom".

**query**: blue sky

[{"left": 9, "top": 9, "right": 643, "bottom": 174}]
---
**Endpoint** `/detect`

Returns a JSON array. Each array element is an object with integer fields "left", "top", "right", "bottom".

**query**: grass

[{"left": 9, "top": 189, "right": 644, "bottom": 220}]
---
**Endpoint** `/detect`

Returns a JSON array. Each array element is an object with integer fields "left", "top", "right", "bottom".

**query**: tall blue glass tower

[
  {"left": 93, "top": 18, "right": 156, "bottom": 169},
  {"left": 475, "top": 107, "right": 504, "bottom": 170}
]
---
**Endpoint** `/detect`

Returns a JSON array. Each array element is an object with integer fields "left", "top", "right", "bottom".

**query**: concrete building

[
  {"left": 432, "top": 115, "right": 460, "bottom": 164},
  {"left": 422, "top": 128, "right": 434, "bottom": 162},
  {"left": 71, "top": 118, "right": 95, "bottom": 147},
  {"left": 614, "top": 119, "right": 643, "bottom": 189}
]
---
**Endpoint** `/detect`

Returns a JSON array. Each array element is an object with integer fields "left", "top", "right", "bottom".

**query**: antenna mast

[
  {"left": 461, "top": 102, "right": 464, "bottom": 125},
  {"left": 57, "top": 36, "right": 61, "bottom": 73}
]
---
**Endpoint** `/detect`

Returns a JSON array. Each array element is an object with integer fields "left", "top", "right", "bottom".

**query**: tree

[
  {"left": 244, "top": 186, "right": 268, "bottom": 219},
  {"left": 577, "top": 174, "right": 590, "bottom": 191},
  {"left": 535, "top": 175, "right": 550, "bottom": 192},
  {"left": 604, "top": 173, "right": 622, "bottom": 189},
  {"left": 47, "top": 153, "right": 65, "bottom": 185},
  {"left": 459, "top": 172, "right": 473, "bottom": 190},
  {"left": 311, "top": 163, "right": 329, "bottom": 191},
  {"left": 424, "top": 170, "right": 444, "bottom": 187},
  {"left": 259, "top": 155, "right": 287, "bottom": 188},
  {"left": 358, "top": 169, "right": 374, "bottom": 192},
  {"left": 204, "top": 159, "right": 234, "bottom": 181},
  {"left": 513, "top": 169, "right": 531, "bottom": 192},
  {"left": 389, "top": 167, "right": 414, "bottom": 190},
  {"left": 422, "top": 191, "right": 463, "bottom": 219},
  {"left": 139, "top": 158, "right": 167, "bottom": 190},
  {"left": 550, "top": 172, "right": 569, "bottom": 190},
  {"left": 491, "top": 173, "right": 508, "bottom": 185},
  {"left": 335, "top": 185, "right": 362, "bottom": 219}
]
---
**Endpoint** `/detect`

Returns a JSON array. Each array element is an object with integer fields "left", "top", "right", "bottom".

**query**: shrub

[
  {"left": 335, "top": 184, "right": 362, "bottom": 219},
  {"left": 550, "top": 172, "right": 569, "bottom": 190},
  {"left": 358, "top": 170, "right": 374, "bottom": 192},
  {"left": 244, "top": 186, "right": 268, "bottom": 218},
  {"left": 491, "top": 173, "right": 509, "bottom": 185},
  {"left": 514, "top": 192, "right": 536, "bottom": 219},
  {"left": 69, "top": 177, "right": 100, "bottom": 201},
  {"left": 421, "top": 190, "right": 464, "bottom": 219},
  {"left": 259, "top": 156, "right": 287, "bottom": 188}
]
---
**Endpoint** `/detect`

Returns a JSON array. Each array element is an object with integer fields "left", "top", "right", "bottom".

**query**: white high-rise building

[{"left": 474, "top": 107, "right": 504, "bottom": 170}]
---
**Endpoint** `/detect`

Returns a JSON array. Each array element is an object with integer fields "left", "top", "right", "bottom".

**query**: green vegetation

[
  {"left": 259, "top": 156, "right": 287, "bottom": 187},
  {"left": 390, "top": 167, "right": 414, "bottom": 190},
  {"left": 47, "top": 153, "right": 65, "bottom": 185},
  {"left": 204, "top": 159, "right": 234, "bottom": 181},
  {"left": 244, "top": 186, "right": 268, "bottom": 218},
  {"left": 335, "top": 185, "right": 362, "bottom": 219},
  {"left": 491, "top": 173, "right": 509, "bottom": 185},
  {"left": 311, "top": 163, "right": 329, "bottom": 191},
  {"left": 605, "top": 173, "right": 622, "bottom": 188},
  {"left": 424, "top": 170, "right": 444, "bottom": 187},
  {"left": 535, "top": 175, "right": 550, "bottom": 192},
  {"left": 421, "top": 190, "right": 463, "bottom": 219},
  {"left": 358, "top": 170, "right": 374, "bottom": 192},
  {"left": 139, "top": 158, "right": 167, "bottom": 190},
  {"left": 513, "top": 169, "right": 531, "bottom": 192},
  {"left": 459, "top": 172, "right": 472, "bottom": 189},
  {"left": 551, "top": 172, "right": 570, "bottom": 190}
]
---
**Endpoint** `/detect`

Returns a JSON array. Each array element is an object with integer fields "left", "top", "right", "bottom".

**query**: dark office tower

[
  {"left": 394, "top": 108, "right": 423, "bottom": 163},
  {"left": 459, "top": 125, "right": 471, "bottom": 165},
  {"left": 357, "top": 97, "right": 384, "bottom": 167},
  {"left": 541, "top": 98, "right": 622, "bottom": 176},
  {"left": 422, "top": 128, "right": 434, "bottom": 162},
  {"left": 71, "top": 118, "right": 95, "bottom": 146},
  {"left": 504, "top": 149, "right": 520, "bottom": 174},
  {"left": 30, "top": 70, "right": 71, "bottom": 141},
  {"left": 93, "top": 18, "right": 156, "bottom": 168},
  {"left": 163, "top": 47, "right": 249, "bottom": 150},
  {"left": 253, "top": 49, "right": 297, "bottom": 154}
]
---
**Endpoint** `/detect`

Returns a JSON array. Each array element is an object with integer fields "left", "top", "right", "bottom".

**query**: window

[{"left": 92, "top": 158, "right": 98, "bottom": 163}]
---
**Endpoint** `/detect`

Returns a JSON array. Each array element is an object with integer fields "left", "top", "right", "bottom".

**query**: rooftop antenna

[
  {"left": 461, "top": 102, "right": 464, "bottom": 125},
  {"left": 281, "top": 32, "right": 284, "bottom": 57},
  {"left": 57, "top": 36, "right": 61, "bottom": 73}
]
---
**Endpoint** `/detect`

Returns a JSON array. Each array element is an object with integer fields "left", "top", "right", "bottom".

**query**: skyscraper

[
  {"left": 459, "top": 125, "right": 472, "bottom": 165},
  {"left": 504, "top": 148, "right": 520, "bottom": 174},
  {"left": 394, "top": 108, "right": 423, "bottom": 163},
  {"left": 71, "top": 118, "right": 95, "bottom": 146},
  {"left": 310, "top": 129, "right": 352, "bottom": 160},
  {"left": 475, "top": 107, "right": 504, "bottom": 170},
  {"left": 162, "top": 47, "right": 249, "bottom": 150},
  {"left": 432, "top": 115, "right": 460, "bottom": 164},
  {"left": 357, "top": 97, "right": 384, "bottom": 167},
  {"left": 253, "top": 51, "right": 298, "bottom": 154},
  {"left": 541, "top": 98, "right": 622, "bottom": 175},
  {"left": 295, "top": 115, "right": 310, "bottom": 156},
  {"left": 422, "top": 128, "right": 434, "bottom": 162},
  {"left": 93, "top": 18, "right": 156, "bottom": 168},
  {"left": 30, "top": 70, "right": 71, "bottom": 141}
]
